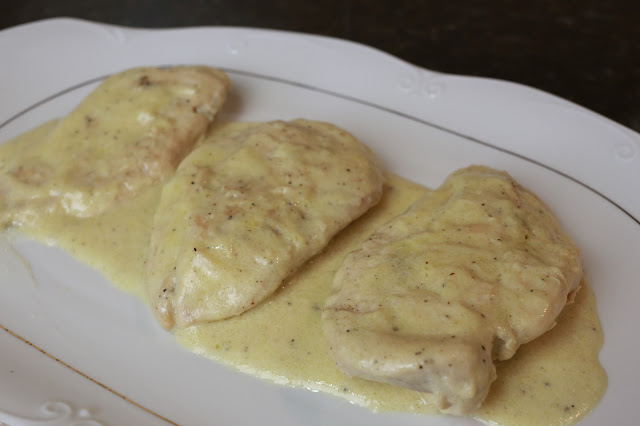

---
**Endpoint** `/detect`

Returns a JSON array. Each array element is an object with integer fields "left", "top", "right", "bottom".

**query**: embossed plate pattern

[{"left": 0, "top": 18, "right": 639, "bottom": 425}]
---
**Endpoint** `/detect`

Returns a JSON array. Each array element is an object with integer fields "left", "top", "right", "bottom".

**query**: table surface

[{"left": 3, "top": 0, "right": 639, "bottom": 133}]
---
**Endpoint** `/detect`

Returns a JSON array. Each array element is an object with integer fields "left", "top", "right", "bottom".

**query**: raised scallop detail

[
  {"left": 613, "top": 139, "right": 639, "bottom": 162},
  {"left": 398, "top": 68, "right": 445, "bottom": 99},
  {"left": 226, "top": 36, "right": 248, "bottom": 55},
  {"left": 0, "top": 401, "right": 102, "bottom": 426}
]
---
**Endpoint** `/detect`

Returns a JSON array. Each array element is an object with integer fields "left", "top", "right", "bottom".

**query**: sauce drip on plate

[{"left": 0, "top": 121, "right": 606, "bottom": 425}]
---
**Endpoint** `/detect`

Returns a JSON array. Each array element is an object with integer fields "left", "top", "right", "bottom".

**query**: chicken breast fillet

[
  {"left": 147, "top": 120, "right": 385, "bottom": 329},
  {"left": 0, "top": 66, "right": 229, "bottom": 226},
  {"left": 322, "top": 165, "right": 582, "bottom": 415}
]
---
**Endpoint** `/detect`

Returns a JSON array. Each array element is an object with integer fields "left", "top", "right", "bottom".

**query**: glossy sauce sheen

[{"left": 0, "top": 122, "right": 606, "bottom": 425}]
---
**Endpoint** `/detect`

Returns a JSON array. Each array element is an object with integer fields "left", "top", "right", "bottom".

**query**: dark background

[{"left": 2, "top": 0, "right": 639, "bottom": 132}]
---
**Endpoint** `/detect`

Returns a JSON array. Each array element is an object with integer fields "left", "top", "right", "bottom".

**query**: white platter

[{"left": 0, "top": 18, "right": 639, "bottom": 426}]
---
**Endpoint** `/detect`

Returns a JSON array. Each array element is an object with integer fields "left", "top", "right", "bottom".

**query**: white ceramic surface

[{"left": 0, "top": 18, "right": 638, "bottom": 426}]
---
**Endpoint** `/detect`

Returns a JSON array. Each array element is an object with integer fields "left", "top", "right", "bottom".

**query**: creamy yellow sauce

[
  {"left": 0, "top": 66, "right": 229, "bottom": 226},
  {"left": 0, "top": 121, "right": 606, "bottom": 425},
  {"left": 146, "top": 119, "right": 385, "bottom": 329}
]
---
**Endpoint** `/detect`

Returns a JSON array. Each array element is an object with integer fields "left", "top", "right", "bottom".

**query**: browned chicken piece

[
  {"left": 322, "top": 165, "right": 582, "bottom": 415},
  {"left": 147, "top": 120, "right": 385, "bottom": 329},
  {"left": 0, "top": 66, "right": 230, "bottom": 226}
]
